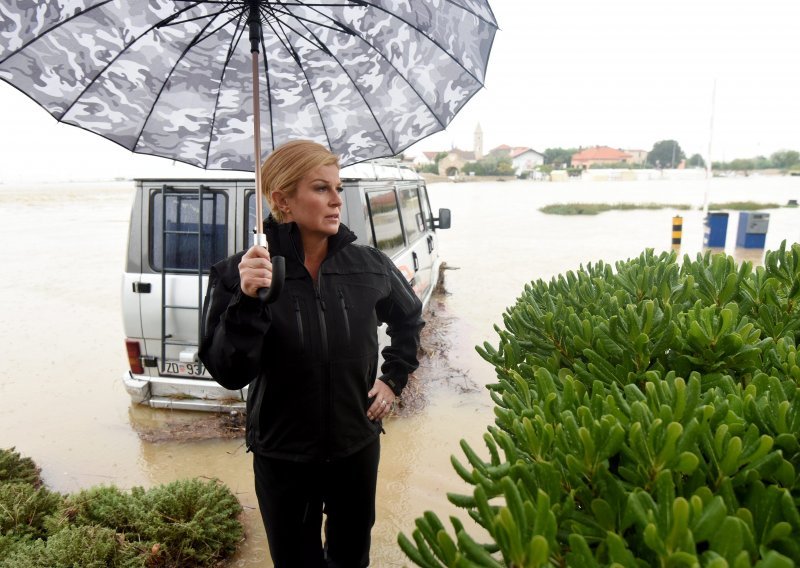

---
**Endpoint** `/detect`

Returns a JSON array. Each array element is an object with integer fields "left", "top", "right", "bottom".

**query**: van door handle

[
  {"left": 412, "top": 251, "right": 419, "bottom": 272},
  {"left": 427, "top": 235, "right": 434, "bottom": 253}
]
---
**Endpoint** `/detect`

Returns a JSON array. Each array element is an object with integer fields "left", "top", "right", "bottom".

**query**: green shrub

[
  {"left": 0, "top": 483, "right": 62, "bottom": 540},
  {"left": 0, "top": 448, "right": 42, "bottom": 487},
  {"left": 0, "top": 534, "right": 34, "bottom": 560},
  {"left": 46, "top": 485, "right": 147, "bottom": 536},
  {"left": 1, "top": 450, "right": 244, "bottom": 567},
  {"left": 708, "top": 201, "right": 782, "bottom": 211},
  {"left": 139, "top": 478, "right": 244, "bottom": 565},
  {"left": 48, "top": 479, "right": 243, "bottom": 566},
  {"left": 0, "top": 525, "right": 144, "bottom": 568},
  {"left": 539, "top": 203, "right": 691, "bottom": 215},
  {"left": 400, "top": 242, "right": 800, "bottom": 567}
]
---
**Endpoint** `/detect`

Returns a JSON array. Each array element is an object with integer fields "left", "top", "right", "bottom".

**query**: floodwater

[{"left": 0, "top": 174, "right": 798, "bottom": 565}]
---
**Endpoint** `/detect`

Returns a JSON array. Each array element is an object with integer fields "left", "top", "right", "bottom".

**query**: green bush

[
  {"left": 0, "top": 451, "right": 244, "bottom": 567},
  {"left": 0, "top": 448, "right": 42, "bottom": 487},
  {"left": 46, "top": 480, "right": 243, "bottom": 566},
  {"left": 0, "top": 483, "right": 62, "bottom": 541},
  {"left": 139, "top": 479, "right": 244, "bottom": 564},
  {"left": 400, "top": 242, "right": 800, "bottom": 567},
  {"left": 46, "top": 485, "right": 147, "bottom": 536},
  {"left": 0, "top": 525, "right": 144, "bottom": 568}
]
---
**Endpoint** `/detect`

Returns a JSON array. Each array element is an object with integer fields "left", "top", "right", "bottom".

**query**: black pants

[{"left": 253, "top": 438, "right": 380, "bottom": 568}]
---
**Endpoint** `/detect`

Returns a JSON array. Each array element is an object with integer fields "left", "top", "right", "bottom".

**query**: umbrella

[{"left": 0, "top": 0, "right": 497, "bottom": 297}]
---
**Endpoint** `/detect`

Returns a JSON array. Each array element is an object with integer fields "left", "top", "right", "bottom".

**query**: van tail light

[{"left": 125, "top": 339, "right": 145, "bottom": 374}]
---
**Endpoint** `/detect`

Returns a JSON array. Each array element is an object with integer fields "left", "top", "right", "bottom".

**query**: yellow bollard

[{"left": 672, "top": 216, "right": 683, "bottom": 245}]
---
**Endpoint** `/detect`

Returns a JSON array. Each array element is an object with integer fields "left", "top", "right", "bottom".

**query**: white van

[{"left": 121, "top": 162, "right": 450, "bottom": 411}]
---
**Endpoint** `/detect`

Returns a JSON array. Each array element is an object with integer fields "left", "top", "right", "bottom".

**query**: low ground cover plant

[
  {"left": 400, "top": 242, "right": 800, "bottom": 567},
  {"left": 0, "top": 449, "right": 243, "bottom": 567},
  {"left": 539, "top": 202, "right": 782, "bottom": 215}
]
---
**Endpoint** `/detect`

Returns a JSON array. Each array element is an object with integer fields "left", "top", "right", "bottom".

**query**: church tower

[{"left": 474, "top": 123, "right": 484, "bottom": 160}]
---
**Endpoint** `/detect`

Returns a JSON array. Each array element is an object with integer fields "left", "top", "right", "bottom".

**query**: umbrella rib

[
  {"left": 262, "top": 15, "right": 333, "bottom": 149},
  {"left": 289, "top": 0, "right": 498, "bottom": 28},
  {"left": 329, "top": 2, "right": 486, "bottom": 87},
  {"left": 203, "top": 8, "right": 250, "bottom": 168},
  {"left": 303, "top": 5, "right": 446, "bottom": 129},
  {"left": 157, "top": 1, "right": 241, "bottom": 28},
  {"left": 50, "top": 3, "right": 237, "bottom": 122},
  {"left": 260, "top": 5, "right": 304, "bottom": 65},
  {"left": 266, "top": 5, "right": 352, "bottom": 38},
  {"left": 0, "top": 0, "right": 116, "bottom": 66},
  {"left": 257, "top": 22, "right": 277, "bottom": 152},
  {"left": 132, "top": 7, "right": 242, "bottom": 156},
  {"left": 290, "top": 14, "right": 395, "bottom": 154}
]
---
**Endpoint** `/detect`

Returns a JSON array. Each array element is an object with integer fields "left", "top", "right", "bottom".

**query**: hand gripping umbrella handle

[{"left": 258, "top": 255, "right": 285, "bottom": 303}]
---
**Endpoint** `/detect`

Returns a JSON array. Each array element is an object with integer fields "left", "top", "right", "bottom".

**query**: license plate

[{"left": 161, "top": 361, "right": 209, "bottom": 377}]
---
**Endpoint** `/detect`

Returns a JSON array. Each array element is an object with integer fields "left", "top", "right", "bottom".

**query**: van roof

[{"left": 134, "top": 161, "right": 422, "bottom": 185}]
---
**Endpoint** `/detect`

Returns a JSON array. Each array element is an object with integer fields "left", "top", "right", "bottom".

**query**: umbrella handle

[{"left": 258, "top": 256, "right": 285, "bottom": 303}]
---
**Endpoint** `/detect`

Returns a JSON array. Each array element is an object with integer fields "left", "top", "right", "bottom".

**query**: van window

[
  {"left": 150, "top": 191, "right": 227, "bottom": 272},
  {"left": 367, "top": 189, "right": 404, "bottom": 257},
  {"left": 246, "top": 192, "right": 269, "bottom": 246},
  {"left": 418, "top": 185, "right": 433, "bottom": 229},
  {"left": 397, "top": 185, "right": 424, "bottom": 243}
]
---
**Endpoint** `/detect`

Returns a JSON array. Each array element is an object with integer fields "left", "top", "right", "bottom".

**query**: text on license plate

[{"left": 162, "top": 361, "right": 209, "bottom": 377}]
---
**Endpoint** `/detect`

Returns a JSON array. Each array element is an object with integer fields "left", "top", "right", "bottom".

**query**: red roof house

[{"left": 571, "top": 146, "right": 633, "bottom": 168}]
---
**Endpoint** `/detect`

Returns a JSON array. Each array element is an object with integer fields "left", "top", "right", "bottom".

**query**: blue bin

[
  {"left": 703, "top": 212, "right": 729, "bottom": 248},
  {"left": 736, "top": 211, "right": 769, "bottom": 248}
]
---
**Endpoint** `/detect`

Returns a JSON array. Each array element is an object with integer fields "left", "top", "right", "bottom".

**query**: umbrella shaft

[
  {"left": 247, "top": 0, "right": 262, "bottom": 55},
  {"left": 252, "top": 49, "right": 265, "bottom": 245}
]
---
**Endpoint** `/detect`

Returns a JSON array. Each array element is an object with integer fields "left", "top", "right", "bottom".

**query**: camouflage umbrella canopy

[{"left": 0, "top": 1, "right": 498, "bottom": 171}]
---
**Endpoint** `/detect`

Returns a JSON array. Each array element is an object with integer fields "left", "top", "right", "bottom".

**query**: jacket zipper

[
  {"left": 293, "top": 296, "right": 305, "bottom": 354},
  {"left": 338, "top": 289, "right": 351, "bottom": 344},
  {"left": 314, "top": 273, "right": 331, "bottom": 460}
]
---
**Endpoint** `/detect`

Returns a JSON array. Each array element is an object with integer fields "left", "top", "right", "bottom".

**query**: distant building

[
  {"left": 413, "top": 151, "right": 440, "bottom": 169},
  {"left": 474, "top": 123, "right": 484, "bottom": 160},
  {"left": 625, "top": 149, "right": 648, "bottom": 165},
  {"left": 489, "top": 144, "right": 512, "bottom": 156},
  {"left": 572, "top": 146, "right": 633, "bottom": 168},
  {"left": 429, "top": 124, "right": 544, "bottom": 177},
  {"left": 438, "top": 148, "right": 476, "bottom": 176},
  {"left": 488, "top": 145, "right": 545, "bottom": 176},
  {"left": 508, "top": 147, "right": 545, "bottom": 176}
]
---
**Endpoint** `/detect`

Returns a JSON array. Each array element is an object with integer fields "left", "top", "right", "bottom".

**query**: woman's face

[{"left": 283, "top": 163, "right": 343, "bottom": 240}]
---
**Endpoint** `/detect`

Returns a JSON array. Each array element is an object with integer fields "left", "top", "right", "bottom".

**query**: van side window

[
  {"left": 246, "top": 192, "right": 269, "bottom": 246},
  {"left": 397, "top": 185, "right": 424, "bottom": 243},
  {"left": 150, "top": 191, "right": 227, "bottom": 272},
  {"left": 366, "top": 189, "right": 405, "bottom": 257},
  {"left": 418, "top": 185, "right": 434, "bottom": 229}
]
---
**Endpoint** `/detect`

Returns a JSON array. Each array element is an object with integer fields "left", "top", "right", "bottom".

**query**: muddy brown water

[{"left": 0, "top": 176, "right": 797, "bottom": 565}]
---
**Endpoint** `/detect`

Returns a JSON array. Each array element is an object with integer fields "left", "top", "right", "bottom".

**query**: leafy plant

[
  {"left": 0, "top": 525, "right": 145, "bottom": 568},
  {"left": 0, "top": 447, "right": 42, "bottom": 487},
  {"left": 0, "top": 482, "right": 62, "bottom": 541},
  {"left": 0, "top": 450, "right": 244, "bottom": 567},
  {"left": 400, "top": 242, "right": 800, "bottom": 567}
]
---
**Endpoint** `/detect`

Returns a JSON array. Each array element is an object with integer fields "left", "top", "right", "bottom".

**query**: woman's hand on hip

[
  {"left": 367, "top": 380, "right": 396, "bottom": 421},
  {"left": 239, "top": 245, "right": 272, "bottom": 298}
]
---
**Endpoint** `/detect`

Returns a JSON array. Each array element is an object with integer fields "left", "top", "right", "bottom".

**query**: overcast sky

[{"left": 1, "top": 0, "right": 799, "bottom": 182}]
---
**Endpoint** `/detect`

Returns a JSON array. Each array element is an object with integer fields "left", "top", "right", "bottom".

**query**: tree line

[{"left": 416, "top": 142, "right": 800, "bottom": 176}]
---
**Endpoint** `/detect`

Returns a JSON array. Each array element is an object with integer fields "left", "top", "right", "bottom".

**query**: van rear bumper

[{"left": 122, "top": 372, "right": 247, "bottom": 412}]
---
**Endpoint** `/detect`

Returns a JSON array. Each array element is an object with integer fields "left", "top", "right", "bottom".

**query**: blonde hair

[{"left": 261, "top": 140, "right": 339, "bottom": 223}]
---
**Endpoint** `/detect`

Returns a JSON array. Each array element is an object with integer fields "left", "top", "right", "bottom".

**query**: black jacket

[{"left": 199, "top": 219, "right": 424, "bottom": 462}]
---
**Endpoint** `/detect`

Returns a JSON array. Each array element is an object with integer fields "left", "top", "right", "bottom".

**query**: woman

[{"left": 199, "top": 140, "right": 424, "bottom": 567}]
